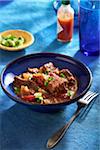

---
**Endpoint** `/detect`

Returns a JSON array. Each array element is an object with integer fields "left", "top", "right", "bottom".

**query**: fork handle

[{"left": 47, "top": 107, "right": 82, "bottom": 149}]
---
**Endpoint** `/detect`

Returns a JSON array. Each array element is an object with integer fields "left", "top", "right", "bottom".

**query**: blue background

[{"left": 0, "top": 0, "right": 100, "bottom": 150}]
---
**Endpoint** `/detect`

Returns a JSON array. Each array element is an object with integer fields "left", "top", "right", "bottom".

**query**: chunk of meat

[
  {"left": 46, "top": 73, "right": 68, "bottom": 95},
  {"left": 60, "top": 69, "right": 73, "bottom": 79},
  {"left": 20, "top": 85, "right": 31, "bottom": 96},
  {"left": 68, "top": 77, "right": 77, "bottom": 91},
  {"left": 22, "top": 72, "right": 33, "bottom": 80},
  {"left": 32, "top": 72, "right": 68, "bottom": 95},
  {"left": 28, "top": 68, "right": 39, "bottom": 74},
  {"left": 60, "top": 69, "right": 77, "bottom": 87},
  {"left": 13, "top": 76, "right": 38, "bottom": 91},
  {"left": 32, "top": 73, "right": 46, "bottom": 87},
  {"left": 68, "top": 76, "right": 76, "bottom": 85},
  {"left": 39, "top": 62, "right": 59, "bottom": 74}
]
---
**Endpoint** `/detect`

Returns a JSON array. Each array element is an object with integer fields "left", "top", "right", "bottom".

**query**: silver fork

[{"left": 47, "top": 91, "right": 99, "bottom": 149}]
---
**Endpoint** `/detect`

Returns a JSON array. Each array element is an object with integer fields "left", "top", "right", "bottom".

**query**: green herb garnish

[
  {"left": 34, "top": 92, "right": 43, "bottom": 103},
  {"left": 44, "top": 70, "right": 49, "bottom": 75},
  {"left": 14, "top": 87, "right": 20, "bottom": 95},
  {"left": 48, "top": 77, "right": 53, "bottom": 81},
  {"left": 44, "top": 77, "right": 53, "bottom": 86},
  {"left": 60, "top": 73, "right": 65, "bottom": 78},
  {"left": 44, "top": 81, "right": 49, "bottom": 86},
  {"left": 67, "top": 90, "right": 74, "bottom": 97},
  {"left": 35, "top": 86, "right": 39, "bottom": 92},
  {"left": 28, "top": 74, "right": 33, "bottom": 80},
  {"left": 36, "top": 97, "right": 43, "bottom": 103}
]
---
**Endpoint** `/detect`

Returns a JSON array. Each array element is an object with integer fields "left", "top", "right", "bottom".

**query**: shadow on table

[
  {"left": 43, "top": 38, "right": 69, "bottom": 53},
  {"left": 1, "top": 103, "right": 76, "bottom": 150},
  {"left": 0, "top": 49, "right": 25, "bottom": 65},
  {"left": 74, "top": 50, "right": 100, "bottom": 92},
  {"left": 0, "top": 0, "right": 13, "bottom": 8},
  {"left": 34, "top": 23, "right": 56, "bottom": 46},
  {"left": 33, "top": 22, "right": 69, "bottom": 53},
  {"left": 73, "top": 50, "right": 99, "bottom": 70},
  {"left": 41, "top": 27, "right": 79, "bottom": 53}
]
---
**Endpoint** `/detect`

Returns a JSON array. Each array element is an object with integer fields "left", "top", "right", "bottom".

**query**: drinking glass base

[
  {"left": 80, "top": 41, "right": 100, "bottom": 56},
  {"left": 81, "top": 49, "right": 100, "bottom": 56}
]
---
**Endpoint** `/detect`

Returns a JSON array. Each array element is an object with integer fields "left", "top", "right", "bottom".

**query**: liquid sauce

[{"left": 57, "top": 5, "right": 74, "bottom": 42}]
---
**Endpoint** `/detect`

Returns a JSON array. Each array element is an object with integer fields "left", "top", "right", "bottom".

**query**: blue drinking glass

[{"left": 79, "top": 0, "right": 100, "bottom": 56}]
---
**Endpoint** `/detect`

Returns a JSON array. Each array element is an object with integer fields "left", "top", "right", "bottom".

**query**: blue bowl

[{"left": 1, "top": 53, "right": 92, "bottom": 112}]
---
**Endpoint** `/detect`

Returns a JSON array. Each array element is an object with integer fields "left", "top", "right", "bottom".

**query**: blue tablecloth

[{"left": 0, "top": 0, "right": 100, "bottom": 150}]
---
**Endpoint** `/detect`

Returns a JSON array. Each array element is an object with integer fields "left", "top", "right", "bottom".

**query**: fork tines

[{"left": 78, "top": 91, "right": 99, "bottom": 105}]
